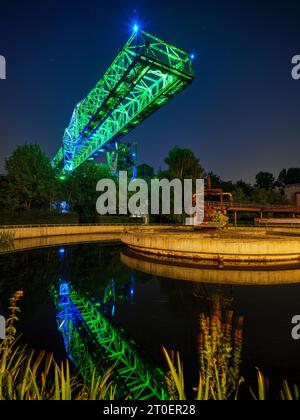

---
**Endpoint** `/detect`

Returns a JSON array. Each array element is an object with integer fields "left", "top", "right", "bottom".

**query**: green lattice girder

[
  {"left": 52, "top": 30, "right": 194, "bottom": 173},
  {"left": 52, "top": 286, "right": 128, "bottom": 397},
  {"left": 51, "top": 284, "right": 170, "bottom": 400}
]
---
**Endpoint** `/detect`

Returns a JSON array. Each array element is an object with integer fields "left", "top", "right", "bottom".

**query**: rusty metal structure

[{"left": 203, "top": 176, "right": 232, "bottom": 223}]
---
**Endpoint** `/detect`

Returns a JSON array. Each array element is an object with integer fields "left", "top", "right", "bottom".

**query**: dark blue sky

[{"left": 0, "top": 0, "right": 299, "bottom": 182}]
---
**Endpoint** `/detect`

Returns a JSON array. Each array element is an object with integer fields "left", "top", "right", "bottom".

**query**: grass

[
  {"left": 198, "top": 294, "right": 243, "bottom": 399},
  {"left": 163, "top": 294, "right": 300, "bottom": 401},
  {"left": 163, "top": 348, "right": 186, "bottom": 400},
  {"left": 280, "top": 381, "right": 300, "bottom": 401},
  {"left": 250, "top": 369, "right": 300, "bottom": 401},
  {"left": 163, "top": 294, "right": 244, "bottom": 400},
  {"left": 0, "top": 291, "right": 116, "bottom": 400},
  {"left": 249, "top": 368, "right": 269, "bottom": 400}
]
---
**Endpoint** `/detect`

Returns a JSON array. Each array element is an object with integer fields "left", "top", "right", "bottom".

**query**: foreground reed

[
  {"left": 250, "top": 369, "right": 300, "bottom": 401},
  {"left": 0, "top": 291, "right": 116, "bottom": 400},
  {"left": 163, "top": 294, "right": 244, "bottom": 400},
  {"left": 163, "top": 294, "right": 300, "bottom": 401},
  {"left": 2, "top": 292, "right": 300, "bottom": 400}
]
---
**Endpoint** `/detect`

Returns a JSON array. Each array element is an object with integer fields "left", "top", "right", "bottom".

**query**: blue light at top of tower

[{"left": 133, "top": 24, "right": 139, "bottom": 32}]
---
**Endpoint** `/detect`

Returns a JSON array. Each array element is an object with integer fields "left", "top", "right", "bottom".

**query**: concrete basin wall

[
  {"left": 0, "top": 233, "right": 122, "bottom": 255},
  {"left": 121, "top": 251, "right": 300, "bottom": 285},
  {"left": 0, "top": 225, "right": 127, "bottom": 239},
  {"left": 121, "top": 228, "right": 300, "bottom": 263},
  {"left": 0, "top": 224, "right": 179, "bottom": 240}
]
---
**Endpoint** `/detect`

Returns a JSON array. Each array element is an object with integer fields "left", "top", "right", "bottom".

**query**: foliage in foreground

[
  {"left": 2, "top": 291, "right": 300, "bottom": 401},
  {"left": 163, "top": 294, "right": 244, "bottom": 400},
  {"left": 0, "top": 291, "right": 116, "bottom": 400},
  {"left": 250, "top": 369, "right": 300, "bottom": 401},
  {"left": 163, "top": 294, "right": 300, "bottom": 401},
  {"left": 207, "top": 210, "right": 229, "bottom": 228}
]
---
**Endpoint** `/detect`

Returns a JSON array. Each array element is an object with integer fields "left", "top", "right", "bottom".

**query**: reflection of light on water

[
  {"left": 59, "top": 319, "right": 66, "bottom": 329},
  {"left": 129, "top": 272, "right": 135, "bottom": 302},
  {"left": 59, "top": 282, "right": 70, "bottom": 296},
  {"left": 0, "top": 241, "right": 16, "bottom": 254},
  {"left": 58, "top": 248, "right": 65, "bottom": 256}
]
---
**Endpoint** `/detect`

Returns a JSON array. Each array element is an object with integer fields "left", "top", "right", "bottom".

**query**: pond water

[{"left": 1, "top": 241, "right": 300, "bottom": 399}]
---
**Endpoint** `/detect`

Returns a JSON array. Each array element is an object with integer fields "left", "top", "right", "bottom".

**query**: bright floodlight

[
  {"left": 190, "top": 53, "right": 195, "bottom": 60},
  {"left": 133, "top": 24, "right": 139, "bottom": 32}
]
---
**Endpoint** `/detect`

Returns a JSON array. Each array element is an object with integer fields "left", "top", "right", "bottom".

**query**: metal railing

[{"left": 208, "top": 201, "right": 300, "bottom": 210}]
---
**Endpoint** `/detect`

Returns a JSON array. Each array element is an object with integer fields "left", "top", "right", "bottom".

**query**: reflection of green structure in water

[{"left": 50, "top": 282, "right": 170, "bottom": 400}]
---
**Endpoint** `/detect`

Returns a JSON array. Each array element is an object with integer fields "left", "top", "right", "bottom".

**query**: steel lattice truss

[
  {"left": 51, "top": 282, "right": 170, "bottom": 400},
  {"left": 52, "top": 30, "right": 194, "bottom": 173}
]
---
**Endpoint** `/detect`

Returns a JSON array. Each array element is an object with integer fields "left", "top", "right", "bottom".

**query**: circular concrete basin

[
  {"left": 121, "top": 227, "right": 300, "bottom": 266},
  {"left": 120, "top": 249, "right": 300, "bottom": 285}
]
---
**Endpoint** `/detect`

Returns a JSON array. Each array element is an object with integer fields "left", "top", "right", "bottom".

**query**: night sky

[{"left": 0, "top": 0, "right": 299, "bottom": 182}]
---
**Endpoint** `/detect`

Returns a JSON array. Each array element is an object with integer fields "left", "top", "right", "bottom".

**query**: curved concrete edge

[
  {"left": 121, "top": 251, "right": 300, "bottom": 285},
  {"left": 1, "top": 225, "right": 126, "bottom": 239},
  {"left": 0, "top": 233, "right": 121, "bottom": 255},
  {"left": 0, "top": 224, "right": 178, "bottom": 240},
  {"left": 121, "top": 228, "right": 300, "bottom": 264},
  {"left": 125, "top": 245, "right": 300, "bottom": 263}
]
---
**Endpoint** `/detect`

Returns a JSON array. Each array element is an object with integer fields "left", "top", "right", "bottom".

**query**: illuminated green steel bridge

[
  {"left": 52, "top": 29, "right": 194, "bottom": 174},
  {"left": 51, "top": 282, "right": 170, "bottom": 400}
]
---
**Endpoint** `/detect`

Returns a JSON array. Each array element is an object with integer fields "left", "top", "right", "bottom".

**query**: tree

[
  {"left": 5, "top": 144, "right": 58, "bottom": 210},
  {"left": 252, "top": 188, "right": 288, "bottom": 205},
  {"left": 64, "top": 161, "right": 112, "bottom": 221},
  {"left": 255, "top": 171, "right": 275, "bottom": 190},
  {"left": 278, "top": 169, "right": 287, "bottom": 187},
  {"left": 164, "top": 147, "right": 204, "bottom": 180},
  {"left": 278, "top": 168, "right": 300, "bottom": 186},
  {"left": 0, "top": 174, "right": 8, "bottom": 209},
  {"left": 207, "top": 171, "right": 234, "bottom": 192},
  {"left": 155, "top": 147, "right": 204, "bottom": 224},
  {"left": 206, "top": 172, "right": 222, "bottom": 188},
  {"left": 235, "top": 180, "right": 254, "bottom": 198},
  {"left": 232, "top": 187, "right": 248, "bottom": 203},
  {"left": 137, "top": 164, "right": 155, "bottom": 180}
]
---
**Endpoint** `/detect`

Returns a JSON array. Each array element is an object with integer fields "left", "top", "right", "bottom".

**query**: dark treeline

[{"left": 0, "top": 144, "right": 298, "bottom": 224}]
